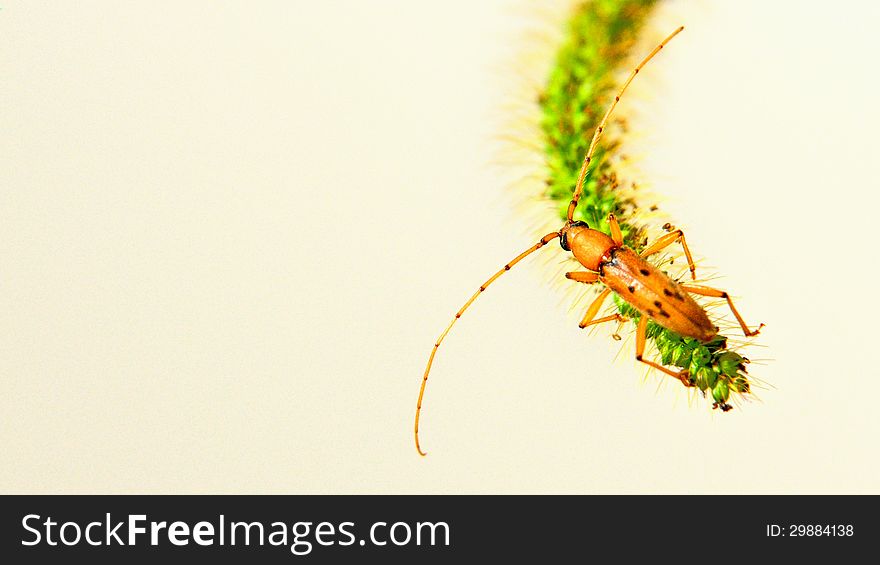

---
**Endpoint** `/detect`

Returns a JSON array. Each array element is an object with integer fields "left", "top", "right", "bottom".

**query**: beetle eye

[
  {"left": 572, "top": 220, "right": 589, "bottom": 228},
  {"left": 559, "top": 233, "right": 570, "bottom": 251}
]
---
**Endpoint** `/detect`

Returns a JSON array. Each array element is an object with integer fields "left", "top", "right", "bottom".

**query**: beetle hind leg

[
  {"left": 635, "top": 315, "right": 692, "bottom": 387},
  {"left": 679, "top": 284, "right": 764, "bottom": 337}
]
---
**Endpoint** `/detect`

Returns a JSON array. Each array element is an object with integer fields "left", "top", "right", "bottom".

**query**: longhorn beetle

[{"left": 413, "top": 26, "right": 762, "bottom": 456}]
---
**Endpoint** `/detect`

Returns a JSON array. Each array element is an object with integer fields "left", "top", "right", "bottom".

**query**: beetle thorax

[{"left": 565, "top": 225, "right": 617, "bottom": 271}]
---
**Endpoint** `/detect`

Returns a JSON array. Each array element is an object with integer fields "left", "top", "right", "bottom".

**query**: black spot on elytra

[
  {"left": 639, "top": 268, "right": 650, "bottom": 276},
  {"left": 660, "top": 311, "right": 671, "bottom": 318},
  {"left": 646, "top": 309, "right": 655, "bottom": 317},
  {"left": 663, "top": 288, "right": 673, "bottom": 297},
  {"left": 628, "top": 285, "right": 635, "bottom": 293},
  {"left": 653, "top": 300, "right": 662, "bottom": 308}
]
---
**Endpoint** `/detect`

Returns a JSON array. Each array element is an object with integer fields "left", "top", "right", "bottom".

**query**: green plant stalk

[{"left": 539, "top": 0, "right": 751, "bottom": 408}]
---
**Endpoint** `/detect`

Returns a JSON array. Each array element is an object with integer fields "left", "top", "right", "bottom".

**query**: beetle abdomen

[{"left": 599, "top": 247, "right": 716, "bottom": 342}]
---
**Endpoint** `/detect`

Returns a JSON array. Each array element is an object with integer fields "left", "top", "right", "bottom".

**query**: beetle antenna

[
  {"left": 415, "top": 232, "right": 560, "bottom": 456},
  {"left": 567, "top": 26, "right": 684, "bottom": 222}
]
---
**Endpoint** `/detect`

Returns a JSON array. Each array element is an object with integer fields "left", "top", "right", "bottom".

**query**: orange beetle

[
  {"left": 560, "top": 215, "right": 760, "bottom": 383},
  {"left": 414, "top": 27, "right": 761, "bottom": 456}
]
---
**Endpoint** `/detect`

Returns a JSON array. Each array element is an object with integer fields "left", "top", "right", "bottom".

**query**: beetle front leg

[
  {"left": 679, "top": 284, "right": 764, "bottom": 337},
  {"left": 635, "top": 315, "right": 692, "bottom": 386},
  {"left": 565, "top": 271, "right": 600, "bottom": 284},
  {"left": 640, "top": 226, "right": 697, "bottom": 280},
  {"left": 608, "top": 213, "right": 624, "bottom": 246}
]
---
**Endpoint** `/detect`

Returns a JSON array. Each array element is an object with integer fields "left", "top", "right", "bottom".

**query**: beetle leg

[
  {"left": 679, "top": 284, "right": 764, "bottom": 337},
  {"left": 565, "top": 271, "right": 600, "bottom": 284},
  {"left": 577, "top": 287, "right": 624, "bottom": 329},
  {"left": 635, "top": 315, "right": 692, "bottom": 386},
  {"left": 584, "top": 313, "right": 626, "bottom": 330},
  {"left": 639, "top": 228, "right": 697, "bottom": 280},
  {"left": 612, "top": 318, "right": 627, "bottom": 341},
  {"left": 608, "top": 213, "right": 624, "bottom": 246}
]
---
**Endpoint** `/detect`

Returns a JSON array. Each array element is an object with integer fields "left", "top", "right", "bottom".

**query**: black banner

[{"left": 1, "top": 495, "right": 875, "bottom": 562}]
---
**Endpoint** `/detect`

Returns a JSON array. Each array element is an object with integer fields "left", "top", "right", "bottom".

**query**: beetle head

[
  {"left": 561, "top": 221, "right": 617, "bottom": 271},
  {"left": 559, "top": 220, "right": 589, "bottom": 251}
]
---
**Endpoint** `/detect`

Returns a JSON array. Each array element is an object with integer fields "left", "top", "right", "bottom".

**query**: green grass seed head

[{"left": 541, "top": 1, "right": 756, "bottom": 407}]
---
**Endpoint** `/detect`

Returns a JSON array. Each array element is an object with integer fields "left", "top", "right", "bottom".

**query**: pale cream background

[{"left": 1, "top": 1, "right": 878, "bottom": 493}]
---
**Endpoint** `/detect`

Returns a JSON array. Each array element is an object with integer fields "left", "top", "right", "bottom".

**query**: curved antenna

[
  {"left": 567, "top": 26, "right": 684, "bottom": 222},
  {"left": 415, "top": 232, "right": 560, "bottom": 456}
]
